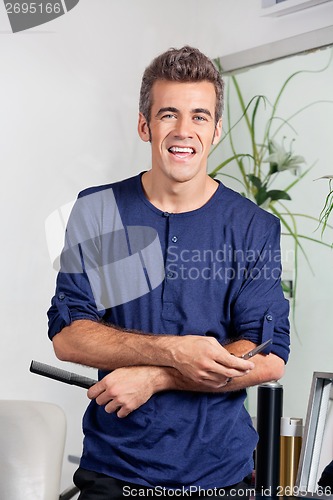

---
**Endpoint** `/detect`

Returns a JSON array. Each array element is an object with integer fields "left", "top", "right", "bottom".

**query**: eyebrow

[
  {"left": 155, "top": 107, "right": 178, "bottom": 117},
  {"left": 192, "top": 108, "right": 213, "bottom": 118},
  {"left": 155, "top": 107, "right": 213, "bottom": 118}
]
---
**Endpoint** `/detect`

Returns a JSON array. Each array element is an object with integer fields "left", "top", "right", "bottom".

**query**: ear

[
  {"left": 212, "top": 118, "right": 222, "bottom": 145},
  {"left": 138, "top": 112, "right": 151, "bottom": 142}
]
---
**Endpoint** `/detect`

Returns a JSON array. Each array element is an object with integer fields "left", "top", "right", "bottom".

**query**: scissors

[{"left": 241, "top": 339, "right": 272, "bottom": 359}]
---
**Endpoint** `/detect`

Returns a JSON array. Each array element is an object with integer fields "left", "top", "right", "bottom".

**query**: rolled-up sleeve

[
  {"left": 47, "top": 191, "right": 107, "bottom": 339},
  {"left": 47, "top": 267, "right": 105, "bottom": 340},
  {"left": 232, "top": 219, "right": 290, "bottom": 363}
]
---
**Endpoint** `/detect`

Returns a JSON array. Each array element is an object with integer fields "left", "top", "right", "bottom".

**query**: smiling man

[
  {"left": 139, "top": 79, "right": 221, "bottom": 191},
  {"left": 48, "top": 46, "right": 290, "bottom": 499}
]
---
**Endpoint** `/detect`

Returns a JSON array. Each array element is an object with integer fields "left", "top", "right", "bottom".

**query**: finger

[
  {"left": 205, "top": 368, "right": 248, "bottom": 383},
  {"left": 217, "top": 354, "right": 255, "bottom": 371},
  {"left": 199, "top": 357, "right": 253, "bottom": 380},
  {"left": 223, "top": 368, "right": 251, "bottom": 379},
  {"left": 104, "top": 400, "right": 120, "bottom": 414},
  {"left": 104, "top": 400, "right": 131, "bottom": 418},
  {"left": 87, "top": 381, "right": 105, "bottom": 400},
  {"left": 95, "top": 392, "right": 115, "bottom": 406},
  {"left": 116, "top": 406, "right": 131, "bottom": 418}
]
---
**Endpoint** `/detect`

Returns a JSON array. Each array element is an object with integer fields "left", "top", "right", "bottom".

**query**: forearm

[
  {"left": 223, "top": 340, "right": 284, "bottom": 389},
  {"left": 116, "top": 340, "right": 285, "bottom": 395},
  {"left": 156, "top": 347, "right": 285, "bottom": 393},
  {"left": 86, "top": 341, "right": 284, "bottom": 417},
  {"left": 88, "top": 350, "right": 284, "bottom": 420},
  {"left": 52, "top": 319, "right": 177, "bottom": 371},
  {"left": 52, "top": 319, "right": 255, "bottom": 385}
]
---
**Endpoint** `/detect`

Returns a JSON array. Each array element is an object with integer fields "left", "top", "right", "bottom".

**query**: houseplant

[
  {"left": 209, "top": 59, "right": 333, "bottom": 317},
  {"left": 318, "top": 176, "right": 333, "bottom": 237}
]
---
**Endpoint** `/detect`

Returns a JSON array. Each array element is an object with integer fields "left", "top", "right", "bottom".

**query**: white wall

[{"left": 1, "top": 0, "right": 332, "bottom": 491}]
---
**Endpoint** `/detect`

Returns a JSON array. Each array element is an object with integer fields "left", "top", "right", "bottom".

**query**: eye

[
  {"left": 161, "top": 114, "right": 176, "bottom": 120},
  {"left": 193, "top": 115, "right": 207, "bottom": 122}
]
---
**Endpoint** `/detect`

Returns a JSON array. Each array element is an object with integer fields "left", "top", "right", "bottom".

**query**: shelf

[{"left": 261, "top": 0, "right": 333, "bottom": 17}]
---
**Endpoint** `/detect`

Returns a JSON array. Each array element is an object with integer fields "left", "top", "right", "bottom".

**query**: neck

[{"left": 141, "top": 171, "right": 218, "bottom": 213}]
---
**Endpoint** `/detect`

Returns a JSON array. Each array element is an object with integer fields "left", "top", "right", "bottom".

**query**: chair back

[{"left": 0, "top": 400, "right": 67, "bottom": 500}]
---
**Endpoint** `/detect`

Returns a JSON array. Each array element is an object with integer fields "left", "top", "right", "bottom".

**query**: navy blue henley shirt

[{"left": 48, "top": 173, "right": 290, "bottom": 489}]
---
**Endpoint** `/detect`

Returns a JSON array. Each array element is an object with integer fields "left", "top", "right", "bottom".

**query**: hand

[
  {"left": 87, "top": 366, "right": 158, "bottom": 418},
  {"left": 169, "top": 335, "right": 255, "bottom": 387}
]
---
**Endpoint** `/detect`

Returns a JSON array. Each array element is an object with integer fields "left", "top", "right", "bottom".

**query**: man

[{"left": 48, "top": 46, "right": 290, "bottom": 499}]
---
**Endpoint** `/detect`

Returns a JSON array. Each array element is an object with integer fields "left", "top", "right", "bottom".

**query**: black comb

[{"left": 30, "top": 360, "right": 97, "bottom": 389}]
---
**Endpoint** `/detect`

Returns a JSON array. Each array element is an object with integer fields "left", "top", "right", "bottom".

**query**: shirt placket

[{"left": 161, "top": 212, "right": 182, "bottom": 323}]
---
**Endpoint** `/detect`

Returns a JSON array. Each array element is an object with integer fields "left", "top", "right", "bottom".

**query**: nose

[{"left": 173, "top": 116, "right": 193, "bottom": 139}]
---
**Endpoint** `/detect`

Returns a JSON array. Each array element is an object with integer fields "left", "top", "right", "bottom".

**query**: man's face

[{"left": 138, "top": 80, "right": 222, "bottom": 185}]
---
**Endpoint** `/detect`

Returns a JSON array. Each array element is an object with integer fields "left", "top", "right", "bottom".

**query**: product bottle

[
  {"left": 256, "top": 381, "right": 283, "bottom": 496},
  {"left": 280, "top": 417, "right": 303, "bottom": 496}
]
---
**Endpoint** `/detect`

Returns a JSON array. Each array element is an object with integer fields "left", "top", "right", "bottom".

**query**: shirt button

[
  {"left": 163, "top": 212, "right": 170, "bottom": 217},
  {"left": 58, "top": 292, "right": 66, "bottom": 301},
  {"left": 171, "top": 236, "right": 178, "bottom": 243},
  {"left": 266, "top": 314, "right": 273, "bottom": 322},
  {"left": 167, "top": 271, "right": 174, "bottom": 278}
]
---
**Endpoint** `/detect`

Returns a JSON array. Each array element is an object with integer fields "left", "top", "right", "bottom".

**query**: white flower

[{"left": 264, "top": 139, "right": 305, "bottom": 175}]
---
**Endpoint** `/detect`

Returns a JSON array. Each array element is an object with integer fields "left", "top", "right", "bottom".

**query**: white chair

[{"left": 0, "top": 400, "right": 79, "bottom": 500}]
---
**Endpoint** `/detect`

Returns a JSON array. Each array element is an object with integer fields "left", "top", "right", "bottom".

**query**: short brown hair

[{"left": 139, "top": 46, "right": 224, "bottom": 125}]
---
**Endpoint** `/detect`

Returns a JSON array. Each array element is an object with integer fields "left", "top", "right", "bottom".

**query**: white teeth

[{"left": 169, "top": 147, "right": 194, "bottom": 153}]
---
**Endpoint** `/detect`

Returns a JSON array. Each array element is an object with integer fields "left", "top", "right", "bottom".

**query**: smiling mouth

[{"left": 168, "top": 146, "right": 195, "bottom": 157}]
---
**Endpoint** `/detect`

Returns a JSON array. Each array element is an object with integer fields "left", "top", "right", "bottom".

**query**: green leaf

[
  {"left": 255, "top": 187, "right": 269, "bottom": 206},
  {"left": 318, "top": 178, "right": 333, "bottom": 237},
  {"left": 247, "top": 174, "right": 262, "bottom": 189},
  {"left": 209, "top": 154, "right": 254, "bottom": 178},
  {"left": 210, "top": 172, "right": 247, "bottom": 189},
  {"left": 266, "top": 190, "right": 291, "bottom": 201},
  {"left": 269, "top": 163, "right": 279, "bottom": 175}
]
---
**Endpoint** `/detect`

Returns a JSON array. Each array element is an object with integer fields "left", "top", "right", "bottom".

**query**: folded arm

[
  {"left": 52, "top": 319, "right": 284, "bottom": 418},
  {"left": 52, "top": 319, "right": 255, "bottom": 386},
  {"left": 87, "top": 342, "right": 284, "bottom": 418}
]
